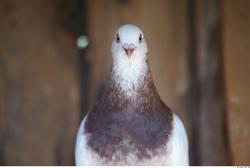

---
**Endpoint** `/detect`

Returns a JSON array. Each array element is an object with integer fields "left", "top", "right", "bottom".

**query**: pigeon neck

[
  {"left": 99, "top": 65, "right": 162, "bottom": 114},
  {"left": 111, "top": 60, "right": 149, "bottom": 97}
]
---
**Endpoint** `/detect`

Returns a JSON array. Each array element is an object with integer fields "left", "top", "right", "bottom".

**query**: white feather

[{"left": 167, "top": 114, "right": 189, "bottom": 165}]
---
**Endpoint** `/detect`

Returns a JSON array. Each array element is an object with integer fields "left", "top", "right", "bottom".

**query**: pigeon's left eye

[
  {"left": 116, "top": 34, "right": 120, "bottom": 43},
  {"left": 139, "top": 34, "right": 143, "bottom": 43}
]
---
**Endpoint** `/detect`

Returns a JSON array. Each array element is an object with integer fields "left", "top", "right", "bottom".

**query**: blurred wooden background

[{"left": 0, "top": 0, "right": 249, "bottom": 165}]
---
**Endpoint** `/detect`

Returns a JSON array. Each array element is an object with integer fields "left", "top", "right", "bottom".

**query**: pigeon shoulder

[
  {"left": 75, "top": 111, "right": 93, "bottom": 165},
  {"left": 166, "top": 113, "right": 189, "bottom": 165}
]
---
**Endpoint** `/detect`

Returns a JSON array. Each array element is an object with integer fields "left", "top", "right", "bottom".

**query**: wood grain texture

[
  {"left": 0, "top": 0, "right": 80, "bottom": 165},
  {"left": 222, "top": 0, "right": 250, "bottom": 164},
  {"left": 194, "top": 0, "right": 231, "bottom": 165}
]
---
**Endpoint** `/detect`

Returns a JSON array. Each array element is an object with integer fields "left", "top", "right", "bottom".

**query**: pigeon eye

[
  {"left": 116, "top": 34, "right": 120, "bottom": 43},
  {"left": 139, "top": 34, "right": 143, "bottom": 43}
]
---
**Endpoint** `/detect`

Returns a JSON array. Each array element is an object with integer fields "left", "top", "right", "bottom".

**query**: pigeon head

[{"left": 111, "top": 24, "right": 148, "bottom": 64}]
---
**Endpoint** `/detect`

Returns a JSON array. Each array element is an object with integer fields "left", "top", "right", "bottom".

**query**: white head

[
  {"left": 111, "top": 24, "right": 148, "bottom": 64},
  {"left": 111, "top": 24, "right": 149, "bottom": 96}
]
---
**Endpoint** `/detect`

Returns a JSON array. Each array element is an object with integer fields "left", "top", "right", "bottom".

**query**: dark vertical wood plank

[
  {"left": 187, "top": 0, "right": 231, "bottom": 165},
  {"left": 0, "top": 2, "right": 5, "bottom": 165},
  {"left": 186, "top": 0, "right": 200, "bottom": 165}
]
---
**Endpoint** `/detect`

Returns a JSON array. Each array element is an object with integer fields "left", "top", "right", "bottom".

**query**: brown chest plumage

[{"left": 84, "top": 69, "right": 173, "bottom": 162}]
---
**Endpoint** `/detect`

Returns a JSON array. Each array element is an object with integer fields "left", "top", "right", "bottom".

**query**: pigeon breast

[{"left": 83, "top": 70, "right": 173, "bottom": 164}]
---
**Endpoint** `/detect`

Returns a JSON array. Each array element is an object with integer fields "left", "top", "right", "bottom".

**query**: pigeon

[{"left": 75, "top": 24, "right": 189, "bottom": 166}]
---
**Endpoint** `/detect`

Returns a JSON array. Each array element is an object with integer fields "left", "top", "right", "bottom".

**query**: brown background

[{"left": 0, "top": 0, "right": 249, "bottom": 165}]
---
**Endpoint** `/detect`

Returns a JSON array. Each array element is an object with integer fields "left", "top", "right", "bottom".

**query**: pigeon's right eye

[{"left": 116, "top": 34, "right": 120, "bottom": 43}]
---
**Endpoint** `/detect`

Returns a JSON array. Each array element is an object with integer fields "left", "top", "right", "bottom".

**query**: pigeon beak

[{"left": 123, "top": 44, "right": 136, "bottom": 57}]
